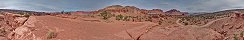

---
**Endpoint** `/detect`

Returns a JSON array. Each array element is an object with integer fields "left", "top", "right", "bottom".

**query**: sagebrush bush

[
  {"left": 240, "top": 31, "right": 244, "bottom": 37},
  {"left": 116, "top": 14, "right": 124, "bottom": 20},
  {"left": 17, "top": 12, "right": 31, "bottom": 17},
  {"left": 234, "top": 34, "right": 238, "bottom": 40},
  {"left": 100, "top": 11, "right": 112, "bottom": 20},
  {"left": 47, "top": 30, "right": 57, "bottom": 39},
  {"left": 123, "top": 16, "right": 130, "bottom": 21}
]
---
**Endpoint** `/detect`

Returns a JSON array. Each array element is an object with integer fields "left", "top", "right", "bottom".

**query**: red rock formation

[
  {"left": 165, "top": 9, "right": 180, "bottom": 13},
  {"left": 143, "top": 9, "right": 164, "bottom": 14},
  {"left": 233, "top": 11, "right": 244, "bottom": 18},
  {"left": 96, "top": 5, "right": 165, "bottom": 16},
  {"left": 0, "top": 12, "right": 29, "bottom": 40},
  {"left": 73, "top": 5, "right": 187, "bottom": 16},
  {"left": 165, "top": 9, "right": 187, "bottom": 16}
]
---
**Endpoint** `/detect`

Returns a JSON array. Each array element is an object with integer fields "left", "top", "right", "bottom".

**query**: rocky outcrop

[
  {"left": 232, "top": 11, "right": 244, "bottom": 18},
  {"left": 165, "top": 9, "right": 187, "bottom": 16},
  {"left": 0, "top": 12, "right": 29, "bottom": 40},
  {"left": 165, "top": 9, "right": 181, "bottom": 13},
  {"left": 13, "top": 16, "right": 37, "bottom": 40}
]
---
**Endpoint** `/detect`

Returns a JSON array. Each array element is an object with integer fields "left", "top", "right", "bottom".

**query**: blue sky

[{"left": 0, "top": 0, "right": 244, "bottom": 12}]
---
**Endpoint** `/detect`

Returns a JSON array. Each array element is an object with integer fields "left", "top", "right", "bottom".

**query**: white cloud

[
  {"left": 185, "top": 0, "right": 244, "bottom": 12},
  {"left": 1, "top": 0, "right": 244, "bottom": 12}
]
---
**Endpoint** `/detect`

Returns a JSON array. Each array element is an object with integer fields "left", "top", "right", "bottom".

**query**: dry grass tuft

[{"left": 47, "top": 30, "right": 57, "bottom": 39}]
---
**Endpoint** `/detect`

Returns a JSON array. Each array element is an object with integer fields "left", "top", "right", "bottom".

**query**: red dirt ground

[{"left": 24, "top": 16, "right": 157, "bottom": 40}]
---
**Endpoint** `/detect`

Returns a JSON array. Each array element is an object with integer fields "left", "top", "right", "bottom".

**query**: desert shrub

[
  {"left": 47, "top": 30, "right": 57, "bottom": 39},
  {"left": 158, "top": 21, "right": 162, "bottom": 25},
  {"left": 240, "top": 31, "right": 244, "bottom": 37},
  {"left": 112, "top": 14, "right": 116, "bottom": 17},
  {"left": 23, "top": 13, "right": 31, "bottom": 17},
  {"left": 86, "top": 14, "right": 95, "bottom": 17},
  {"left": 17, "top": 12, "right": 31, "bottom": 17},
  {"left": 100, "top": 11, "right": 112, "bottom": 20},
  {"left": 145, "top": 17, "right": 152, "bottom": 22},
  {"left": 0, "top": 29, "right": 6, "bottom": 36},
  {"left": 123, "top": 16, "right": 130, "bottom": 21},
  {"left": 116, "top": 14, "right": 124, "bottom": 20},
  {"left": 65, "top": 12, "right": 71, "bottom": 15},
  {"left": 183, "top": 22, "right": 188, "bottom": 25},
  {"left": 234, "top": 34, "right": 238, "bottom": 40},
  {"left": 17, "top": 12, "right": 25, "bottom": 15}
]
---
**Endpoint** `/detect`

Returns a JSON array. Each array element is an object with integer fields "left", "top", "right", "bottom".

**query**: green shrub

[
  {"left": 234, "top": 34, "right": 238, "bottom": 40},
  {"left": 17, "top": 12, "right": 31, "bottom": 17},
  {"left": 116, "top": 14, "right": 124, "bottom": 20},
  {"left": 17, "top": 12, "right": 25, "bottom": 15},
  {"left": 240, "top": 31, "right": 244, "bottom": 37},
  {"left": 123, "top": 16, "right": 129, "bottom": 21},
  {"left": 100, "top": 11, "right": 112, "bottom": 20},
  {"left": 23, "top": 14, "right": 31, "bottom": 17}
]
